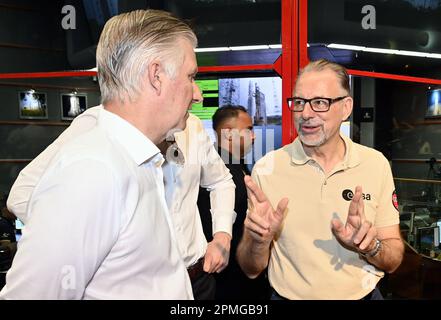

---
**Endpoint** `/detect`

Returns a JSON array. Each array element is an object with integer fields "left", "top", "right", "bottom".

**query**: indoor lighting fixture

[
  {"left": 194, "top": 44, "right": 282, "bottom": 53},
  {"left": 327, "top": 43, "right": 441, "bottom": 59},
  {"left": 194, "top": 47, "right": 229, "bottom": 52},
  {"left": 230, "top": 45, "right": 269, "bottom": 51}
]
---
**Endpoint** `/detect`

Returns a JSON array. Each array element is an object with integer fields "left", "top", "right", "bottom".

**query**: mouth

[{"left": 300, "top": 124, "right": 321, "bottom": 134}]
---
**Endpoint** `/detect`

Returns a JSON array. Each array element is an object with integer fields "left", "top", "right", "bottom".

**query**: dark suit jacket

[{"left": 197, "top": 148, "right": 270, "bottom": 300}]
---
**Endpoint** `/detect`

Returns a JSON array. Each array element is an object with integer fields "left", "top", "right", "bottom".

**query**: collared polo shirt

[{"left": 251, "top": 135, "right": 399, "bottom": 299}]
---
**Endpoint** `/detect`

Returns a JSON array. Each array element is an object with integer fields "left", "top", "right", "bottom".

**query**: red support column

[
  {"left": 281, "top": 0, "right": 298, "bottom": 145},
  {"left": 299, "top": 0, "right": 309, "bottom": 68}
]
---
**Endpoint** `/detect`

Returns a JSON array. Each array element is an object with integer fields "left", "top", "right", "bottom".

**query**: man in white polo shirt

[{"left": 237, "top": 59, "right": 404, "bottom": 300}]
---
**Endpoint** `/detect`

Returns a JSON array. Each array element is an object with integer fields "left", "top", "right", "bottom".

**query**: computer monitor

[
  {"left": 416, "top": 226, "right": 440, "bottom": 254},
  {"left": 15, "top": 219, "right": 24, "bottom": 242},
  {"left": 426, "top": 89, "right": 441, "bottom": 118},
  {"left": 191, "top": 76, "right": 284, "bottom": 164},
  {"left": 437, "top": 221, "right": 441, "bottom": 243},
  {"left": 15, "top": 219, "right": 24, "bottom": 233}
]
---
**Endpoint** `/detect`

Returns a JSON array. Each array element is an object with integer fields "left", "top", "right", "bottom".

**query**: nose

[
  {"left": 300, "top": 101, "right": 316, "bottom": 119},
  {"left": 192, "top": 82, "right": 203, "bottom": 104}
]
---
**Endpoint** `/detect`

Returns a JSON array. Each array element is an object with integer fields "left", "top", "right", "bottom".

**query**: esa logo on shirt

[{"left": 342, "top": 189, "right": 371, "bottom": 201}]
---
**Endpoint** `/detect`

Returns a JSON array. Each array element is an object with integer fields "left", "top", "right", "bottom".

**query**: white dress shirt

[
  {"left": 163, "top": 114, "right": 236, "bottom": 267},
  {"left": 7, "top": 106, "right": 102, "bottom": 224},
  {"left": 7, "top": 108, "right": 236, "bottom": 269},
  {"left": 1, "top": 109, "right": 193, "bottom": 299}
]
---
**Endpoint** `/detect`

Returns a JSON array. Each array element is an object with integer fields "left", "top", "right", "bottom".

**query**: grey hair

[
  {"left": 96, "top": 9, "right": 197, "bottom": 104},
  {"left": 297, "top": 59, "right": 350, "bottom": 95}
]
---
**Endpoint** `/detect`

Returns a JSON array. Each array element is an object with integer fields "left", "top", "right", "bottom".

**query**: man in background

[
  {"left": 158, "top": 113, "right": 235, "bottom": 299},
  {"left": 198, "top": 105, "right": 270, "bottom": 299}
]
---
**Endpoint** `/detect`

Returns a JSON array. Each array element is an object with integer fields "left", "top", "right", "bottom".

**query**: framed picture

[
  {"left": 60, "top": 93, "right": 87, "bottom": 120},
  {"left": 426, "top": 89, "right": 441, "bottom": 118},
  {"left": 18, "top": 90, "right": 48, "bottom": 119}
]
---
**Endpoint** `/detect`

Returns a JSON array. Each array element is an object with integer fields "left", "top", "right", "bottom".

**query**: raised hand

[
  {"left": 243, "top": 175, "right": 289, "bottom": 245},
  {"left": 331, "top": 186, "right": 378, "bottom": 254}
]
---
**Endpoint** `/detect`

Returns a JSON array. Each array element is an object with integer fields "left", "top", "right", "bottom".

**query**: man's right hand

[{"left": 243, "top": 175, "right": 289, "bottom": 245}]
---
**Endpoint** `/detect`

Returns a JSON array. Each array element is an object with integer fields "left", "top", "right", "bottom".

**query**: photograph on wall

[
  {"left": 18, "top": 90, "right": 48, "bottom": 119},
  {"left": 426, "top": 89, "right": 441, "bottom": 118},
  {"left": 61, "top": 93, "right": 87, "bottom": 120}
]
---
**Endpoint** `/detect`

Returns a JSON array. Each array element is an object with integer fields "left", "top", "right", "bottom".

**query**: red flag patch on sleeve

[{"left": 392, "top": 190, "right": 399, "bottom": 211}]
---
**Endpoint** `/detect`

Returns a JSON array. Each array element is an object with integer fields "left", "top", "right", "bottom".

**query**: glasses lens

[
  {"left": 292, "top": 98, "right": 305, "bottom": 111},
  {"left": 311, "top": 99, "right": 330, "bottom": 111}
]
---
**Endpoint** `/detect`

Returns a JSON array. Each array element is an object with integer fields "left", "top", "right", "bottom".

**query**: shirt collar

[
  {"left": 290, "top": 133, "right": 361, "bottom": 169},
  {"left": 98, "top": 109, "right": 161, "bottom": 166}
]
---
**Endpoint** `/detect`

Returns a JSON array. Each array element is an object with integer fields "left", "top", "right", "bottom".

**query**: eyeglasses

[{"left": 286, "top": 96, "right": 348, "bottom": 112}]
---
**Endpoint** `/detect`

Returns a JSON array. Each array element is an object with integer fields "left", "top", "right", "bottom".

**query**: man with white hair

[
  {"left": 5, "top": 10, "right": 235, "bottom": 300},
  {"left": 1, "top": 9, "right": 201, "bottom": 300}
]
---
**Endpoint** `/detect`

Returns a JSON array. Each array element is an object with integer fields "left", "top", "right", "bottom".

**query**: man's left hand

[
  {"left": 204, "top": 232, "right": 231, "bottom": 273},
  {"left": 331, "top": 186, "right": 378, "bottom": 255}
]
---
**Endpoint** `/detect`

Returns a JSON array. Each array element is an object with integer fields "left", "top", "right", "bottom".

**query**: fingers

[
  {"left": 346, "top": 186, "right": 365, "bottom": 230},
  {"left": 215, "top": 257, "right": 229, "bottom": 273},
  {"left": 331, "top": 218, "right": 345, "bottom": 238},
  {"left": 247, "top": 187, "right": 258, "bottom": 210},
  {"left": 356, "top": 186, "right": 366, "bottom": 222},
  {"left": 203, "top": 254, "right": 214, "bottom": 273},
  {"left": 203, "top": 252, "right": 224, "bottom": 273},
  {"left": 274, "top": 198, "right": 289, "bottom": 220},
  {"left": 245, "top": 213, "right": 270, "bottom": 236},
  {"left": 347, "top": 186, "right": 362, "bottom": 217},
  {"left": 358, "top": 227, "right": 377, "bottom": 251},
  {"left": 353, "top": 220, "right": 372, "bottom": 245},
  {"left": 204, "top": 239, "right": 230, "bottom": 273},
  {"left": 244, "top": 175, "right": 268, "bottom": 203}
]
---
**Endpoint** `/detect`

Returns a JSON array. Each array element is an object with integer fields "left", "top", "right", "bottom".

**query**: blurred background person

[{"left": 198, "top": 105, "right": 270, "bottom": 299}]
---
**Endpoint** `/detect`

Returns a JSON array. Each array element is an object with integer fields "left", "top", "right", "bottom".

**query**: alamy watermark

[
  {"left": 361, "top": 264, "right": 378, "bottom": 290},
  {"left": 361, "top": 5, "right": 376, "bottom": 30},
  {"left": 61, "top": 5, "right": 76, "bottom": 30},
  {"left": 61, "top": 264, "right": 76, "bottom": 290}
]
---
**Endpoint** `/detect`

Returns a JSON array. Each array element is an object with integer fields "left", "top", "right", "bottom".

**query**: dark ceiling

[
  {"left": 64, "top": 0, "right": 441, "bottom": 79},
  {"left": 308, "top": 0, "right": 441, "bottom": 79}
]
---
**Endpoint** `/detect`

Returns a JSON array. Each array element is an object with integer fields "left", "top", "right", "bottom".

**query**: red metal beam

[
  {"left": 281, "top": 0, "right": 297, "bottom": 145},
  {"left": 299, "top": 0, "right": 309, "bottom": 69},
  {"left": 348, "top": 69, "right": 441, "bottom": 85},
  {"left": 273, "top": 55, "right": 282, "bottom": 78},
  {"left": 198, "top": 64, "right": 274, "bottom": 73},
  {"left": 0, "top": 71, "right": 97, "bottom": 79}
]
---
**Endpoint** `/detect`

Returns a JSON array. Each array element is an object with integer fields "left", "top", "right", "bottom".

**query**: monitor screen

[
  {"left": 15, "top": 219, "right": 24, "bottom": 232},
  {"left": 218, "top": 77, "right": 282, "bottom": 126},
  {"left": 191, "top": 76, "right": 283, "bottom": 167},
  {"left": 190, "top": 79, "right": 219, "bottom": 120},
  {"left": 436, "top": 220, "right": 441, "bottom": 244},
  {"left": 417, "top": 226, "right": 440, "bottom": 254},
  {"left": 426, "top": 89, "right": 441, "bottom": 118},
  {"left": 15, "top": 219, "right": 24, "bottom": 241}
]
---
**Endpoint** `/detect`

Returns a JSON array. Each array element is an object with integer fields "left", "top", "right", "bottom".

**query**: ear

[
  {"left": 147, "top": 61, "right": 162, "bottom": 95},
  {"left": 341, "top": 96, "right": 353, "bottom": 121},
  {"left": 222, "top": 128, "right": 233, "bottom": 140}
]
